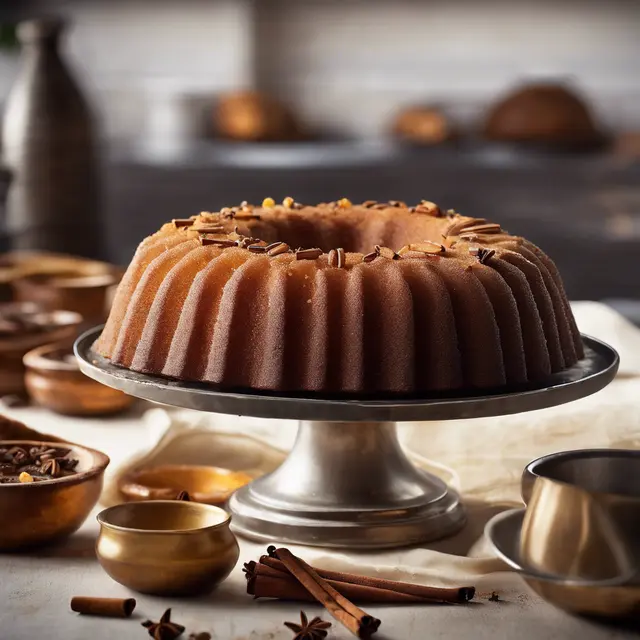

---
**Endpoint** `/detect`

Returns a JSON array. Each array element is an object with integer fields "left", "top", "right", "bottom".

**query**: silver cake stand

[{"left": 75, "top": 328, "right": 618, "bottom": 549}]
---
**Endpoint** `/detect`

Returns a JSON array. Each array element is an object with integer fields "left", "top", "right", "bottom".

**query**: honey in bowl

[{"left": 119, "top": 465, "right": 253, "bottom": 505}]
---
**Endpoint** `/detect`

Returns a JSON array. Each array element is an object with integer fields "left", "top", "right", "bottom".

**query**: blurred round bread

[
  {"left": 213, "top": 90, "right": 302, "bottom": 142},
  {"left": 391, "top": 106, "right": 452, "bottom": 145},
  {"left": 484, "top": 83, "right": 602, "bottom": 148}
]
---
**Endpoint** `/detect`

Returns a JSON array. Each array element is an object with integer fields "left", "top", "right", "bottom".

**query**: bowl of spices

[
  {"left": 0, "top": 440, "right": 109, "bottom": 550},
  {"left": 0, "top": 302, "right": 82, "bottom": 397},
  {"left": 24, "top": 342, "right": 135, "bottom": 415},
  {"left": 96, "top": 500, "right": 239, "bottom": 595}
]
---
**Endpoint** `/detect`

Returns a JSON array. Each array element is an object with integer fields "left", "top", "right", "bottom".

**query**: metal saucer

[
  {"left": 76, "top": 329, "right": 618, "bottom": 549},
  {"left": 486, "top": 509, "right": 640, "bottom": 618}
]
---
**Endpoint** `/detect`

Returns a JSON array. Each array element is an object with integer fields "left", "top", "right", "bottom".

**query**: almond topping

[{"left": 296, "top": 248, "right": 323, "bottom": 260}]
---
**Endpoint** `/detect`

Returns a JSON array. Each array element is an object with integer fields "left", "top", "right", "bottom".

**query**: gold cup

[{"left": 96, "top": 500, "right": 240, "bottom": 596}]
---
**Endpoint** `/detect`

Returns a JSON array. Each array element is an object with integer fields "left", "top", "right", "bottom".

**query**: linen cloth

[{"left": 97, "top": 301, "right": 640, "bottom": 586}]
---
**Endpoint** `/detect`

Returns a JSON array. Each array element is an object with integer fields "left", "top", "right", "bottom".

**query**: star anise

[
  {"left": 142, "top": 608, "right": 185, "bottom": 640},
  {"left": 284, "top": 611, "right": 331, "bottom": 639}
]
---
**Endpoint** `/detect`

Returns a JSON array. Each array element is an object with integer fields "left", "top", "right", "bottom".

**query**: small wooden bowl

[
  {"left": 12, "top": 267, "right": 122, "bottom": 326},
  {"left": 96, "top": 501, "right": 239, "bottom": 595},
  {"left": 119, "top": 464, "right": 253, "bottom": 505},
  {"left": 23, "top": 342, "right": 134, "bottom": 416},
  {"left": 0, "top": 439, "right": 109, "bottom": 550},
  {"left": 0, "top": 303, "right": 82, "bottom": 396}
]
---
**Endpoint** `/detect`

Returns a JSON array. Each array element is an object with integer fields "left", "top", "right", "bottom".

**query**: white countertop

[{"left": 1, "top": 403, "right": 637, "bottom": 640}]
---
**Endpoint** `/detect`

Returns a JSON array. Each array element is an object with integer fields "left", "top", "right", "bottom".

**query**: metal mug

[{"left": 520, "top": 449, "right": 640, "bottom": 585}]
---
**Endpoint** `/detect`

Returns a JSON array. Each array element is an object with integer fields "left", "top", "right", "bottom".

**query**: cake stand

[{"left": 75, "top": 328, "right": 618, "bottom": 549}]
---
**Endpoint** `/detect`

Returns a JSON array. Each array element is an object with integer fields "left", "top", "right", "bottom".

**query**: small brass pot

[
  {"left": 24, "top": 341, "right": 134, "bottom": 416},
  {"left": 0, "top": 440, "right": 109, "bottom": 551},
  {"left": 96, "top": 501, "right": 239, "bottom": 596}
]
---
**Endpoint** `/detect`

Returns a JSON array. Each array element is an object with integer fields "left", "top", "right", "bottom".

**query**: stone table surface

[{"left": 1, "top": 404, "right": 638, "bottom": 640}]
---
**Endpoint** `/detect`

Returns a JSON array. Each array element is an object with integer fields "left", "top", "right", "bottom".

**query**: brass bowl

[
  {"left": 486, "top": 508, "right": 640, "bottom": 618},
  {"left": 0, "top": 440, "right": 109, "bottom": 551},
  {"left": 520, "top": 449, "right": 640, "bottom": 584},
  {"left": 96, "top": 500, "right": 239, "bottom": 596},
  {"left": 0, "top": 303, "right": 82, "bottom": 396},
  {"left": 24, "top": 341, "right": 134, "bottom": 416},
  {"left": 119, "top": 464, "right": 252, "bottom": 505}
]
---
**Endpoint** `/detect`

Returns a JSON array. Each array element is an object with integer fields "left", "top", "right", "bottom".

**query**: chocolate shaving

[
  {"left": 470, "top": 247, "right": 496, "bottom": 264},
  {"left": 200, "top": 238, "right": 238, "bottom": 247},
  {"left": 372, "top": 203, "right": 388, "bottom": 210},
  {"left": 234, "top": 212, "right": 262, "bottom": 220},
  {"left": 248, "top": 244, "right": 267, "bottom": 253},
  {"left": 362, "top": 250, "right": 378, "bottom": 263},
  {"left": 388, "top": 200, "right": 406, "bottom": 208},
  {"left": 296, "top": 248, "right": 323, "bottom": 260},
  {"left": 172, "top": 219, "right": 195, "bottom": 228},
  {"left": 192, "top": 224, "right": 225, "bottom": 234},
  {"left": 362, "top": 200, "right": 377, "bottom": 208},
  {"left": 267, "top": 242, "right": 290, "bottom": 256}
]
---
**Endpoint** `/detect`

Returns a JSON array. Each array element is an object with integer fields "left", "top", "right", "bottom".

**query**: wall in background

[{"left": 1, "top": 0, "right": 639, "bottom": 140}]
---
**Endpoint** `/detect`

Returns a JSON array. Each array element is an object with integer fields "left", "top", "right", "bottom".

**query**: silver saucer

[
  {"left": 485, "top": 509, "right": 640, "bottom": 618},
  {"left": 76, "top": 329, "right": 618, "bottom": 549}
]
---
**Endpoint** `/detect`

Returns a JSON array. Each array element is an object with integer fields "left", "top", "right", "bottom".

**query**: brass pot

[
  {"left": 23, "top": 341, "right": 134, "bottom": 416},
  {"left": 0, "top": 439, "right": 109, "bottom": 551},
  {"left": 96, "top": 500, "right": 239, "bottom": 596}
]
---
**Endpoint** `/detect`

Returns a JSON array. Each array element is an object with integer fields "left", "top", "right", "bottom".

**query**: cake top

[{"left": 164, "top": 198, "right": 511, "bottom": 268}]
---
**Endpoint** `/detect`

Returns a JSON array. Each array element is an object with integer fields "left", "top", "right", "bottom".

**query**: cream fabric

[{"left": 101, "top": 301, "right": 640, "bottom": 586}]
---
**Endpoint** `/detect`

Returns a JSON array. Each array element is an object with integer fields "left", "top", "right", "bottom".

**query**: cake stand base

[{"left": 228, "top": 420, "right": 464, "bottom": 548}]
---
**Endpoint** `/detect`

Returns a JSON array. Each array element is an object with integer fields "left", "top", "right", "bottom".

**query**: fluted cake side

[{"left": 95, "top": 199, "right": 583, "bottom": 394}]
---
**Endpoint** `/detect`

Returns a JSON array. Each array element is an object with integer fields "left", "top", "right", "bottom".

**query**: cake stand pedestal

[{"left": 76, "top": 329, "right": 618, "bottom": 549}]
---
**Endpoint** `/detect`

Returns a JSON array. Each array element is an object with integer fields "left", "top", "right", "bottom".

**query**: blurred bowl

[
  {"left": 0, "top": 302, "right": 82, "bottom": 396},
  {"left": 23, "top": 341, "right": 134, "bottom": 416},
  {"left": 119, "top": 464, "right": 252, "bottom": 505},
  {"left": 520, "top": 449, "right": 640, "bottom": 584},
  {"left": 13, "top": 267, "right": 121, "bottom": 326},
  {"left": 96, "top": 500, "right": 239, "bottom": 595},
  {"left": 0, "top": 439, "right": 109, "bottom": 550}
]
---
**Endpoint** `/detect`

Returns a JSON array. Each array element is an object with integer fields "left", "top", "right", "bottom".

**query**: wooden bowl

[
  {"left": 120, "top": 465, "right": 253, "bottom": 505},
  {"left": 12, "top": 267, "right": 121, "bottom": 326},
  {"left": 0, "top": 439, "right": 109, "bottom": 550},
  {"left": 23, "top": 342, "right": 134, "bottom": 416},
  {"left": 0, "top": 303, "right": 82, "bottom": 396}
]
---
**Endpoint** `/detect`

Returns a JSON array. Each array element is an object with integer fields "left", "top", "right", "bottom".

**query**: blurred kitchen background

[{"left": 0, "top": 0, "right": 639, "bottom": 311}]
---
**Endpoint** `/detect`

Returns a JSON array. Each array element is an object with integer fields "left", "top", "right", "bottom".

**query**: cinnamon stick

[
  {"left": 259, "top": 555, "right": 474, "bottom": 603},
  {"left": 244, "top": 561, "right": 444, "bottom": 604},
  {"left": 268, "top": 546, "right": 380, "bottom": 639},
  {"left": 70, "top": 597, "right": 136, "bottom": 618}
]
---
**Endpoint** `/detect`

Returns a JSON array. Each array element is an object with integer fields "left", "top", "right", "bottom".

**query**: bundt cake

[{"left": 96, "top": 199, "right": 583, "bottom": 394}]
